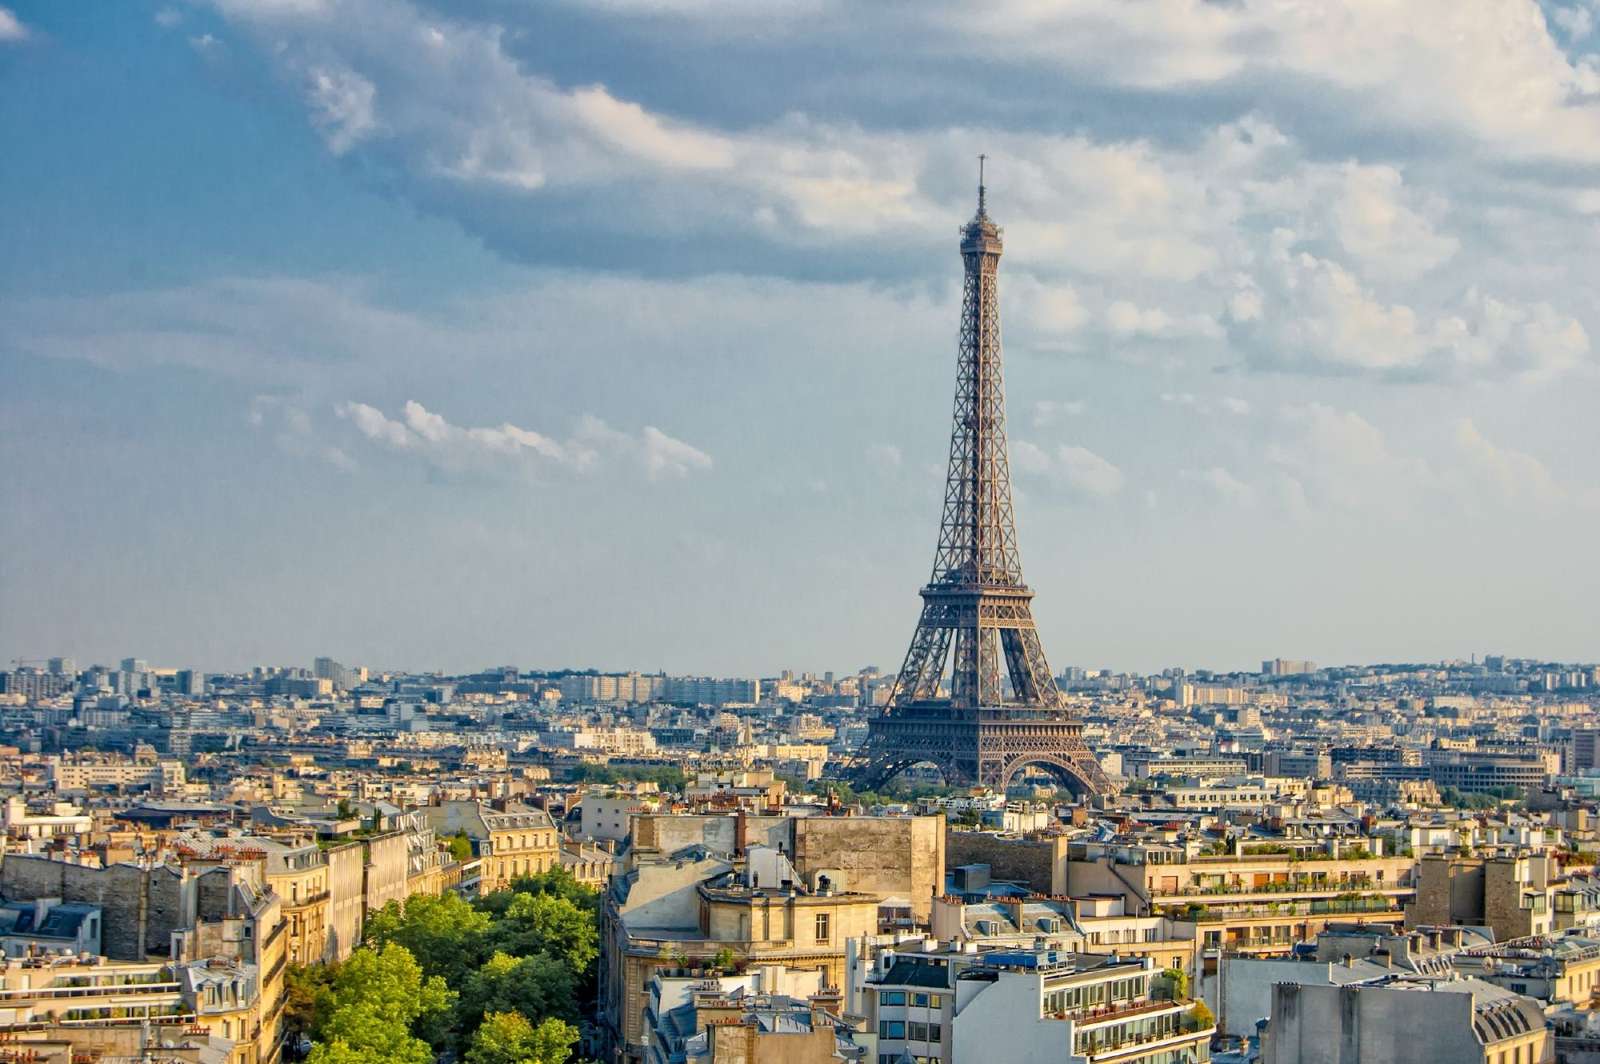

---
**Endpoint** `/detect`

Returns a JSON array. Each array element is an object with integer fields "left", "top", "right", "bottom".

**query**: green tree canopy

[
  {"left": 492, "top": 865, "right": 600, "bottom": 916},
  {"left": 459, "top": 950, "right": 579, "bottom": 1033},
  {"left": 485, "top": 892, "right": 598, "bottom": 974},
  {"left": 306, "top": 943, "right": 455, "bottom": 1064},
  {"left": 465, "top": 1011, "right": 580, "bottom": 1064},
  {"left": 366, "top": 890, "right": 493, "bottom": 986}
]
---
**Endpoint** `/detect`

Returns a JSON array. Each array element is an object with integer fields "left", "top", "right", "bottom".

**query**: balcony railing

[{"left": 1166, "top": 897, "right": 1406, "bottom": 922}]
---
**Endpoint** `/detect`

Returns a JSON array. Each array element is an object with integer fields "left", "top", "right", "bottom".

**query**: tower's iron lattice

[{"left": 850, "top": 174, "right": 1113, "bottom": 797}]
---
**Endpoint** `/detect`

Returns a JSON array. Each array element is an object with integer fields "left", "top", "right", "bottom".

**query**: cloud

[
  {"left": 0, "top": 6, "right": 27, "bottom": 41},
  {"left": 1453, "top": 419, "right": 1567, "bottom": 507},
  {"left": 154, "top": 7, "right": 183, "bottom": 28},
  {"left": 1331, "top": 163, "right": 1458, "bottom": 282},
  {"left": 1220, "top": 397, "right": 1251, "bottom": 416},
  {"left": 1013, "top": 440, "right": 1124, "bottom": 497},
  {"left": 334, "top": 400, "right": 711, "bottom": 481},
  {"left": 248, "top": 395, "right": 357, "bottom": 471},
  {"left": 1553, "top": 5, "right": 1595, "bottom": 40},
  {"left": 1182, "top": 466, "right": 1257, "bottom": 506},
  {"left": 866, "top": 443, "right": 903, "bottom": 472},
  {"left": 1032, "top": 400, "right": 1086, "bottom": 427},
  {"left": 1227, "top": 231, "right": 1591, "bottom": 380},
  {"left": 1266, "top": 403, "right": 1432, "bottom": 512}
]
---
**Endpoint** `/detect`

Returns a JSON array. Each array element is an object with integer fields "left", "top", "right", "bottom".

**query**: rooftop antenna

[{"left": 978, "top": 153, "right": 988, "bottom": 215}]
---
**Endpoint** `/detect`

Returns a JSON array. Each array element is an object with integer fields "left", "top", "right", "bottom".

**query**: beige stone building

[
  {"left": 1408, "top": 853, "right": 1561, "bottom": 942},
  {"left": 631, "top": 812, "right": 945, "bottom": 924},
  {"left": 1065, "top": 840, "right": 1416, "bottom": 959},
  {"left": 601, "top": 855, "right": 880, "bottom": 1064},
  {"left": 422, "top": 799, "right": 558, "bottom": 893}
]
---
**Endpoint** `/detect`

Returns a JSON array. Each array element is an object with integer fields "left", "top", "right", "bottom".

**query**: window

[
  {"left": 880, "top": 992, "right": 906, "bottom": 1006},
  {"left": 909, "top": 1023, "right": 928, "bottom": 1041},
  {"left": 927, "top": 1024, "right": 941, "bottom": 1041},
  {"left": 913, "top": 993, "right": 929, "bottom": 1007},
  {"left": 880, "top": 1021, "right": 905, "bottom": 1039},
  {"left": 928, "top": 995, "right": 942, "bottom": 1008},
  {"left": 815, "top": 913, "right": 831, "bottom": 943}
]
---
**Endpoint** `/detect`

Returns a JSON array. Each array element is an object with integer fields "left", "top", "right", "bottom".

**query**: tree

[
  {"left": 459, "top": 951, "right": 579, "bottom": 1034},
  {"left": 486, "top": 892, "right": 598, "bottom": 974},
  {"left": 481, "top": 866, "right": 598, "bottom": 919},
  {"left": 285, "top": 962, "right": 340, "bottom": 1044},
  {"left": 307, "top": 943, "right": 455, "bottom": 1064},
  {"left": 710, "top": 947, "right": 736, "bottom": 973},
  {"left": 366, "top": 891, "right": 493, "bottom": 986},
  {"left": 446, "top": 832, "right": 475, "bottom": 863},
  {"left": 323, "top": 943, "right": 454, "bottom": 1028},
  {"left": 466, "top": 1011, "right": 579, "bottom": 1064},
  {"left": 1187, "top": 1000, "right": 1216, "bottom": 1032}
]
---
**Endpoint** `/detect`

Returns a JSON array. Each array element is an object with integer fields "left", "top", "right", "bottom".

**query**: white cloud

[
  {"left": 866, "top": 443, "right": 903, "bottom": 472},
  {"left": 1553, "top": 5, "right": 1595, "bottom": 40},
  {"left": 640, "top": 425, "right": 714, "bottom": 479},
  {"left": 1266, "top": 403, "right": 1432, "bottom": 512},
  {"left": 1220, "top": 397, "right": 1251, "bottom": 416},
  {"left": 249, "top": 395, "right": 357, "bottom": 471},
  {"left": 335, "top": 400, "right": 710, "bottom": 481},
  {"left": 1014, "top": 441, "right": 1124, "bottom": 497},
  {"left": 154, "top": 7, "right": 183, "bottom": 28},
  {"left": 1031, "top": 400, "right": 1086, "bottom": 428},
  {"left": 1331, "top": 163, "right": 1458, "bottom": 282},
  {"left": 1453, "top": 419, "right": 1567, "bottom": 507},
  {"left": 0, "top": 6, "right": 27, "bottom": 41},
  {"left": 1182, "top": 466, "right": 1257, "bottom": 506},
  {"left": 306, "top": 66, "right": 377, "bottom": 154},
  {"left": 1228, "top": 232, "right": 1591, "bottom": 379}
]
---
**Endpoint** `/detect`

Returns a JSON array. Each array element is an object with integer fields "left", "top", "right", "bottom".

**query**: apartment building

[
  {"left": 422, "top": 799, "right": 559, "bottom": 893},
  {"left": 600, "top": 855, "right": 880, "bottom": 1063},
  {"left": 1263, "top": 976, "right": 1550, "bottom": 1064},
  {"left": 1066, "top": 841, "right": 1415, "bottom": 960},
  {"left": 862, "top": 946, "right": 1213, "bottom": 1064}
]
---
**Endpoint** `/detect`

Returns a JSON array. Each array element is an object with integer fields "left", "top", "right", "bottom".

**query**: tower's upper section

[{"left": 961, "top": 165, "right": 1004, "bottom": 257}]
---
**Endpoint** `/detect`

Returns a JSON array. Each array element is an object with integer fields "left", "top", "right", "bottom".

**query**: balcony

[
  {"left": 1061, "top": 998, "right": 1187, "bottom": 1028},
  {"left": 1165, "top": 896, "right": 1406, "bottom": 922}
]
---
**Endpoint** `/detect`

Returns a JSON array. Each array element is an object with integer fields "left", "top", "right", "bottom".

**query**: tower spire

[{"left": 977, "top": 153, "right": 987, "bottom": 216}]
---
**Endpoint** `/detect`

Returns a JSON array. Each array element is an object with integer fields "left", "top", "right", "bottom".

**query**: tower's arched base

[{"left": 848, "top": 703, "right": 1116, "bottom": 797}]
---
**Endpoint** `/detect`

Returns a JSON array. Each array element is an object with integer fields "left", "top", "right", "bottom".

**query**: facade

[
  {"left": 863, "top": 946, "right": 1213, "bottom": 1064},
  {"left": 601, "top": 855, "right": 880, "bottom": 1064},
  {"left": 1065, "top": 842, "right": 1414, "bottom": 959},
  {"left": 1407, "top": 854, "right": 1558, "bottom": 941},
  {"left": 422, "top": 799, "right": 559, "bottom": 893},
  {"left": 1263, "top": 976, "right": 1550, "bottom": 1064}
]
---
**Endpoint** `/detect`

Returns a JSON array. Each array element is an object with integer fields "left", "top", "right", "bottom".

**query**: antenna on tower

[{"left": 977, "top": 153, "right": 988, "bottom": 214}]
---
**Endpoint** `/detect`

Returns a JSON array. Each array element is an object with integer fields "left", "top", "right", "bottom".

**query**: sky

[{"left": 2, "top": 0, "right": 1599, "bottom": 678}]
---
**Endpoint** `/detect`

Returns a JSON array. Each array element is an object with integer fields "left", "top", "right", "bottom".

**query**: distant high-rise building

[
  {"left": 120, "top": 658, "right": 149, "bottom": 674},
  {"left": 1263, "top": 658, "right": 1316, "bottom": 676},
  {"left": 175, "top": 669, "right": 206, "bottom": 698},
  {"left": 47, "top": 657, "right": 76, "bottom": 677}
]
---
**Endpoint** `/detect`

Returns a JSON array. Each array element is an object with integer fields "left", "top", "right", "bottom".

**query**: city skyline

[{"left": 4, "top": 2, "right": 1600, "bottom": 675}]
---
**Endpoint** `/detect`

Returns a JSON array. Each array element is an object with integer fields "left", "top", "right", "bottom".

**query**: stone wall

[
  {"left": 792, "top": 817, "right": 944, "bottom": 923},
  {"left": 944, "top": 830, "right": 1055, "bottom": 894},
  {"left": 0, "top": 855, "right": 189, "bottom": 959},
  {"left": 325, "top": 843, "right": 365, "bottom": 963}
]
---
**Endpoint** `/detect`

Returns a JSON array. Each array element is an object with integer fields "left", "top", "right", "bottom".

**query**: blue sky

[{"left": 3, "top": 0, "right": 1599, "bottom": 676}]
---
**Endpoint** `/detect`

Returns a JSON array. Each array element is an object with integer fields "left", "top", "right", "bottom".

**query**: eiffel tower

[{"left": 851, "top": 164, "right": 1113, "bottom": 797}]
